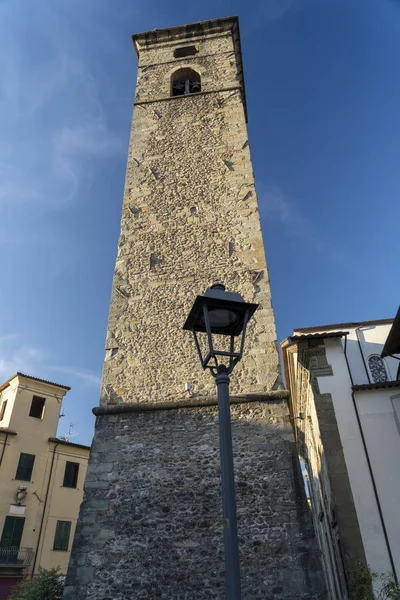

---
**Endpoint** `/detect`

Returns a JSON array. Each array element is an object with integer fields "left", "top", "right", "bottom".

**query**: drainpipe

[
  {"left": 355, "top": 326, "right": 371, "bottom": 384},
  {"left": 0, "top": 433, "right": 9, "bottom": 466},
  {"left": 31, "top": 441, "right": 59, "bottom": 577},
  {"left": 343, "top": 336, "right": 397, "bottom": 581}
]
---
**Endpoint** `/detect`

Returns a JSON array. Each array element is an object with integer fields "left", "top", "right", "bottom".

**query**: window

[
  {"left": 368, "top": 355, "right": 388, "bottom": 383},
  {"left": 0, "top": 516, "right": 25, "bottom": 560},
  {"left": 53, "top": 520, "right": 71, "bottom": 551},
  {"left": 15, "top": 453, "right": 35, "bottom": 481},
  {"left": 63, "top": 462, "right": 79, "bottom": 488},
  {"left": 29, "top": 395, "right": 45, "bottom": 419},
  {"left": 0, "top": 400, "right": 7, "bottom": 421},
  {"left": 171, "top": 68, "right": 201, "bottom": 97},
  {"left": 173, "top": 45, "right": 198, "bottom": 59}
]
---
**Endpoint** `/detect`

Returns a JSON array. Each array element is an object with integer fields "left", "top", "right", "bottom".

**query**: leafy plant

[
  {"left": 347, "top": 562, "right": 400, "bottom": 600},
  {"left": 379, "top": 574, "right": 400, "bottom": 600},
  {"left": 9, "top": 567, "right": 64, "bottom": 600},
  {"left": 348, "top": 561, "right": 377, "bottom": 600}
]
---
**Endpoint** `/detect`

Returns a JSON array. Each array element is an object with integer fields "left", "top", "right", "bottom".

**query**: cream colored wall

[
  {"left": 0, "top": 383, "right": 18, "bottom": 429},
  {"left": 35, "top": 445, "right": 88, "bottom": 574},
  {"left": 0, "top": 375, "right": 89, "bottom": 577}
]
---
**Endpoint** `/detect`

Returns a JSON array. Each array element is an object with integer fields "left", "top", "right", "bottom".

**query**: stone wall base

[{"left": 64, "top": 399, "right": 326, "bottom": 600}]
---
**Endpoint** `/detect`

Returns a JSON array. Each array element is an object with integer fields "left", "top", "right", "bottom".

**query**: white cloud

[
  {"left": 0, "top": 2, "right": 124, "bottom": 208},
  {"left": 258, "top": 183, "right": 325, "bottom": 253},
  {"left": 0, "top": 340, "right": 45, "bottom": 378},
  {"left": 45, "top": 365, "right": 101, "bottom": 387},
  {"left": 0, "top": 334, "right": 100, "bottom": 387}
]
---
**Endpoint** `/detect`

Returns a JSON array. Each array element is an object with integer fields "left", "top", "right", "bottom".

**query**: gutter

[
  {"left": 31, "top": 441, "right": 59, "bottom": 577},
  {"left": 0, "top": 429, "right": 16, "bottom": 467},
  {"left": 355, "top": 326, "right": 371, "bottom": 384},
  {"left": 343, "top": 335, "right": 397, "bottom": 581},
  {"left": 0, "top": 433, "right": 9, "bottom": 467}
]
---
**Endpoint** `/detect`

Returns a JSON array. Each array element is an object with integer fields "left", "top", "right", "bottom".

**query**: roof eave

[{"left": 381, "top": 306, "right": 400, "bottom": 358}]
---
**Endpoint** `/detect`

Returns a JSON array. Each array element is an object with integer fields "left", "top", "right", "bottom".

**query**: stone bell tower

[{"left": 64, "top": 17, "right": 326, "bottom": 600}]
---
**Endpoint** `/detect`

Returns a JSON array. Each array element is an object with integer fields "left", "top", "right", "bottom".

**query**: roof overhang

[
  {"left": 381, "top": 306, "right": 400, "bottom": 358},
  {"left": 288, "top": 331, "right": 349, "bottom": 343},
  {"left": 0, "top": 373, "right": 70, "bottom": 393},
  {"left": 353, "top": 381, "right": 400, "bottom": 392}
]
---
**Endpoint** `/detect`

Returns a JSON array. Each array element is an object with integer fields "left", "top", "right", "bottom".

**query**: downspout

[
  {"left": 355, "top": 326, "right": 371, "bottom": 384},
  {"left": 31, "top": 441, "right": 59, "bottom": 577},
  {"left": 0, "top": 433, "right": 9, "bottom": 466},
  {"left": 343, "top": 336, "right": 397, "bottom": 581}
]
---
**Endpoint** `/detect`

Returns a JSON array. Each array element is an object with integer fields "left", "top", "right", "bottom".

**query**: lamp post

[{"left": 183, "top": 283, "right": 258, "bottom": 600}]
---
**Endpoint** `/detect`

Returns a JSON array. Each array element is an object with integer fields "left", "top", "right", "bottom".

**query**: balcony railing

[{"left": 0, "top": 547, "right": 34, "bottom": 567}]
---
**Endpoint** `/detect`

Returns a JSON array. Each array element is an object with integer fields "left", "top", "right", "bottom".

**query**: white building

[{"left": 281, "top": 312, "right": 400, "bottom": 599}]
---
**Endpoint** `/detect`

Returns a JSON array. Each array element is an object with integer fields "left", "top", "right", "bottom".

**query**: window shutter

[
  {"left": 0, "top": 517, "right": 25, "bottom": 548},
  {"left": 15, "top": 453, "right": 35, "bottom": 481},
  {"left": 53, "top": 521, "right": 71, "bottom": 551}
]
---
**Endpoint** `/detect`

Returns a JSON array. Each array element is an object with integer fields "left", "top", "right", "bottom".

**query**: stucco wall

[
  {"left": 0, "top": 376, "right": 89, "bottom": 577},
  {"left": 354, "top": 388, "right": 400, "bottom": 575},
  {"left": 319, "top": 336, "right": 395, "bottom": 576}
]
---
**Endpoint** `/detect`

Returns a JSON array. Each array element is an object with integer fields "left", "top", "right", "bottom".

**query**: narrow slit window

[
  {"left": 171, "top": 68, "right": 201, "bottom": 97},
  {"left": 29, "top": 396, "right": 46, "bottom": 419},
  {"left": 173, "top": 46, "right": 198, "bottom": 59}
]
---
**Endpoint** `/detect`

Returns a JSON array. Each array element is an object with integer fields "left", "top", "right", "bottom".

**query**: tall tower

[{"left": 64, "top": 18, "right": 326, "bottom": 600}]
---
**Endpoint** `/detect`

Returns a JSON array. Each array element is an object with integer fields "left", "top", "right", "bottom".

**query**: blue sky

[{"left": 1, "top": 0, "right": 399, "bottom": 444}]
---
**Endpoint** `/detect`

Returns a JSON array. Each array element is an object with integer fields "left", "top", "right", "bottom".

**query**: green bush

[
  {"left": 9, "top": 567, "right": 64, "bottom": 600},
  {"left": 379, "top": 574, "right": 400, "bottom": 600},
  {"left": 348, "top": 561, "right": 376, "bottom": 600},
  {"left": 348, "top": 562, "right": 400, "bottom": 600}
]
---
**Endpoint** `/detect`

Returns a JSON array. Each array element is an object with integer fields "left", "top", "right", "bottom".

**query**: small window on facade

[
  {"left": 368, "top": 355, "right": 389, "bottom": 383},
  {"left": 29, "top": 396, "right": 45, "bottom": 419},
  {"left": 173, "top": 45, "right": 198, "bottom": 59},
  {"left": 53, "top": 520, "right": 71, "bottom": 551},
  {"left": 63, "top": 461, "right": 79, "bottom": 488},
  {"left": 15, "top": 453, "right": 35, "bottom": 481},
  {"left": 171, "top": 68, "right": 201, "bottom": 97},
  {"left": 0, "top": 400, "right": 7, "bottom": 421}
]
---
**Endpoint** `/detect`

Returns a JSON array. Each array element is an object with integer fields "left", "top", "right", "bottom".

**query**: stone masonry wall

[
  {"left": 101, "top": 21, "right": 280, "bottom": 405},
  {"left": 64, "top": 19, "right": 327, "bottom": 600},
  {"left": 64, "top": 398, "right": 326, "bottom": 600}
]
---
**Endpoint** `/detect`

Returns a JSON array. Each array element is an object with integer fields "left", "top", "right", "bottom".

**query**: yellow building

[{"left": 0, "top": 373, "right": 90, "bottom": 599}]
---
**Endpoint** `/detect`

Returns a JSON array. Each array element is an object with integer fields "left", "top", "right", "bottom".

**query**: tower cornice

[{"left": 132, "top": 16, "right": 247, "bottom": 120}]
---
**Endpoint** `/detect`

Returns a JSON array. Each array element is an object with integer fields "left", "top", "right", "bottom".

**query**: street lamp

[{"left": 183, "top": 283, "right": 258, "bottom": 600}]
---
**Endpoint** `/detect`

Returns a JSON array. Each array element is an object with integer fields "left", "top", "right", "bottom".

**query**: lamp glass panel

[{"left": 200, "top": 306, "right": 242, "bottom": 332}]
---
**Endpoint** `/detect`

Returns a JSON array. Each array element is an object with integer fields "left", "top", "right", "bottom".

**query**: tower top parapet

[{"left": 132, "top": 16, "right": 247, "bottom": 120}]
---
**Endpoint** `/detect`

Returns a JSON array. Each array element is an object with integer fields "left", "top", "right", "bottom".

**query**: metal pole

[{"left": 215, "top": 367, "right": 242, "bottom": 600}]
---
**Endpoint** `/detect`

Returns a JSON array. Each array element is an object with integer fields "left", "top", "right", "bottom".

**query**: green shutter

[
  {"left": 53, "top": 521, "right": 71, "bottom": 551},
  {"left": 0, "top": 517, "right": 25, "bottom": 548},
  {"left": 15, "top": 453, "right": 35, "bottom": 481}
]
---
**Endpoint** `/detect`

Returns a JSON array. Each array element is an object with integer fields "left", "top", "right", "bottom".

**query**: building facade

[
  {"left": 281, "top": 319, "right": 400, "bottom": 599},
  {"left": 0, "top": 373, "right": 90, "bottom": 600},
  {"left": 64, "top": 16, "right": 326, "bottom": 600}
]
